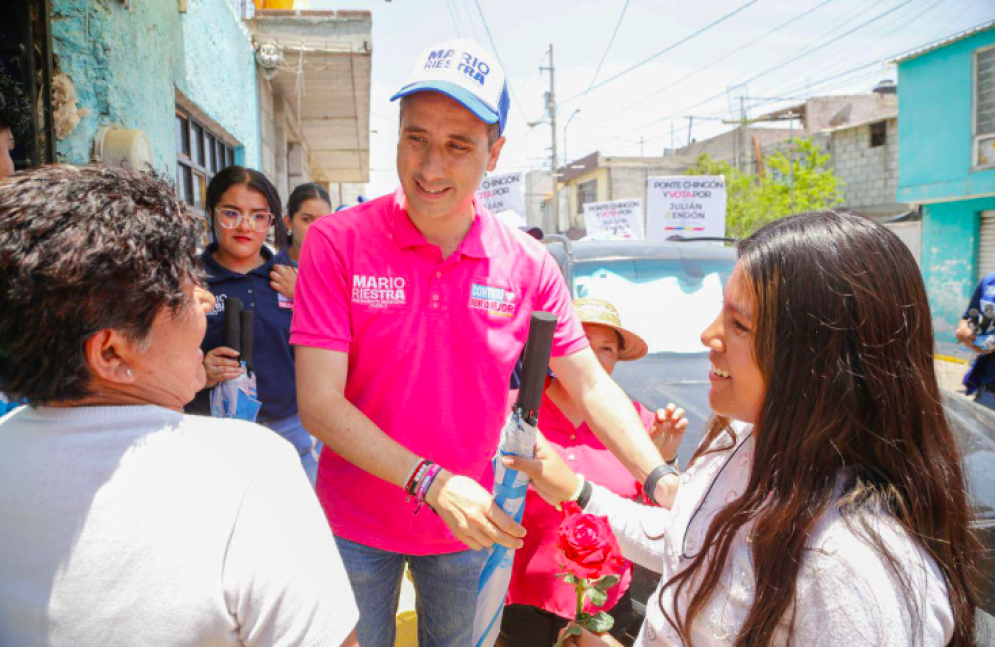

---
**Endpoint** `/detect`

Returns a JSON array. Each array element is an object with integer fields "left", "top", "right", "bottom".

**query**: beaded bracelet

[
  {"left": 403, "top": 457, "right": 426, "bottom": 493},
  {"left": 414, "top": 464, "right": 442, "bottom": 514}
]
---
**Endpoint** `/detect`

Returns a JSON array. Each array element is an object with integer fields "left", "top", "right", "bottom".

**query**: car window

[{"left": 572, "top": 258, "right": 735, "bottom": 355}]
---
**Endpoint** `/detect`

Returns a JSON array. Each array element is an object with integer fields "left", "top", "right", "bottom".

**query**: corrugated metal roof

[{"left": 891, "top": 20, "right": 995, "bottom": 64}]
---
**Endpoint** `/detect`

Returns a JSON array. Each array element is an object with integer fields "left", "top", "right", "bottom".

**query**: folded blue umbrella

[
  {"left": 209, "top": 297, "right": 261, "bottom": 422},
  {"left": 473, "top": 312, "right": 558, "bottom": 647}
]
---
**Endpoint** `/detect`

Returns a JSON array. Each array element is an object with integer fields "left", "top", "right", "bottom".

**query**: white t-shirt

[{"left": 0, "top": 405, "right": 358, "bottom": 647}]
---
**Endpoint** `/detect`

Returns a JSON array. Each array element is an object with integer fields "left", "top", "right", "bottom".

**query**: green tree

[{"left": 684, "top": 138, "right": 844, "bottom": 239}]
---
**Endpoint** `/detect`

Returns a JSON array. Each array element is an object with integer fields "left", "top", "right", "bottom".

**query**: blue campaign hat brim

[{"left": 391, "top": 81, "right": 500, "bottom": 126}]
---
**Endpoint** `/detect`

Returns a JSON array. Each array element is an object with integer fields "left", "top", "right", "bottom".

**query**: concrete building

[
  {"left": 49, "top": 0, "right": 261, "bottom": 192},
  {"left": 756, "top": 89, "right": 909, "bottom": 220},
  {"left": 679, "top": 126, "right": 793, "bottom": 175},
  {"left": 6, "top": 0, "right": 370, "bottom": 219},
  {"left": 248, "top": 9, "right": 371, "bottom": 206},
  {"left": 895, "top": 21, "right": 995, "bottom": 342},
  {"left": 555, "top": 151, "right": 691, "bottom": 238}
]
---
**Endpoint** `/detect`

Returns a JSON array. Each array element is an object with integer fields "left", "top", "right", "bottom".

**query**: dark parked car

[{"left": 543, "top": 236, "right": 995, "bottom": 642}]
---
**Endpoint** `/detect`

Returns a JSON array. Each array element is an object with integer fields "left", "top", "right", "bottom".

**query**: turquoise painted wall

[
  {"left": 920, "top": 199, "right": 995, "bottom": 341},
  {"left": 50, "top": 0, "right": 259, "bottom": 175},
  {"left": 898, "top": 27, "right": 995, "bottom": 342},
  {"left": 897, "top": 28, "right": 995, "bottom": 203}
]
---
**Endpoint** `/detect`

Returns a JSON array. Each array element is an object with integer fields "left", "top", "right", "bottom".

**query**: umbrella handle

[{"left": 515, "top": 311, "right": 557, "bottom": 426}]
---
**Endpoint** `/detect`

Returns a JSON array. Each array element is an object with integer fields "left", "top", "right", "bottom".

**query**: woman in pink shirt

[{"left": 500, "top": 298, "right": 686, "bottom": 647}]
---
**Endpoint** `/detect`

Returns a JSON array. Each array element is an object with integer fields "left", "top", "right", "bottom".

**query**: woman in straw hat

[{"left": 499, "top": 297, "right": 688, "bottom": 647}]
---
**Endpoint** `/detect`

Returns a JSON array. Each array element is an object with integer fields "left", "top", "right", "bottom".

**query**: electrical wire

[
  {"left": 603, "top": 0, "right": 915, "bottom": 146},
  {"left": 557, "top": 0, "right": 762, "bottom": 106},
  {"left": 599, "top": 0, "right": 840, "bottom": 123},
  {"left": 472, "top": 0, "right": 530, "bottom": 123},
  {"left": 572, "top": 0, "right": 632, "bottom": 114}
]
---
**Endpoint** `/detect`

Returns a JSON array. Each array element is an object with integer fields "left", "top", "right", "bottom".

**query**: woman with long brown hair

[{"left": 508, "top": 210, "right": 979, "bottom": 646}]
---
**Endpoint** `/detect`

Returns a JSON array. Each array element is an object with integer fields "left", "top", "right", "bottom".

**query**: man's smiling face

[{"left": 396, "top": 92, "right": 504, "bottom": 222}]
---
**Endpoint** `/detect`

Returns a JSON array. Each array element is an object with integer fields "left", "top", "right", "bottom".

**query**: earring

[{"left": 126, "top": 369, "right": 133, "bottom": 377}]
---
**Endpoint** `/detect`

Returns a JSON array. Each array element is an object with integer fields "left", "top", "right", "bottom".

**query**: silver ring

[{"left": 215, "top": 366, "right": 221, "bottom": 374}]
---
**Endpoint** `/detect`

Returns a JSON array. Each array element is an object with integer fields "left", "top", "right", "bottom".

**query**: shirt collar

[
  {"left": 201, "top": 243, "right": 275, "bottom": 281},
  {"left": 389, "top": 187, "right": 493, "bottom": 260}
]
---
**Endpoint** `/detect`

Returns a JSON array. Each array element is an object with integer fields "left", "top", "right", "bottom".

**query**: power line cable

[
  {"left": 717, "top": 0, "right": 947, "bottom": 120},
  {"left": 572, "top": 0, "right": 632, "bottom": 114},
  {"left": 603, "top": 0, "right": 914, "bottom": 146},
  {"left": 444, "top": 0, "right": 463, "bottom": 37},
  {"left": 557, "top": 0, "right": 762, "bottom": 106},
  {"left": 598, "top": 0, "right": 841, "bottom": 123},
  {"left": 472, "top": 0, "right": 530, "bottom": 123}
]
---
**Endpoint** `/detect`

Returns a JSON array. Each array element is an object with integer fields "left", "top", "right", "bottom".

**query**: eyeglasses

[{"left": 214, "top": 208, "right": 275, "bottom": 232}]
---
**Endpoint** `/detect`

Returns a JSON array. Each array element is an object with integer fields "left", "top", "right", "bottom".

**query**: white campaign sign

[
  {"left": 476, "top": 172, "right": 525, "bottom": 216},
  {"left": 646, "top": 176, "right": 727, "bottom": 240},
  {"left": 583, "top": 199, "right": 644, "bottom": 239}
]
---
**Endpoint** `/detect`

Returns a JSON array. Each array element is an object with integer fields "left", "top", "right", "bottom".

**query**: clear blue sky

[{"left": 312, "top": 0, "right": 994, "bottom": 196}]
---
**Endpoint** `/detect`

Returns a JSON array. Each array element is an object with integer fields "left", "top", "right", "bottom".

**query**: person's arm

[
  {"left": 296, "top": 346, "right": 525, "bottom": 551},
  {"left": 550, "top": 349, "right": 679, "bottom": 507},
  {"left": 958, "top": 281, "right": 985, "bottom": 352},
  {"left": 505, "top": 431, "right": 670, "bottom": 570}
]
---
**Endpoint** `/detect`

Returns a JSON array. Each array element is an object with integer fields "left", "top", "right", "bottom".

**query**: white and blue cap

[{"left": 391, "top": 39, "right": 510, "bottom": 135}]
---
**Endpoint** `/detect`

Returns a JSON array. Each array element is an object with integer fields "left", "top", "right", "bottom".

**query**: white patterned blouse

[{"left": 584, "top": 422, "right": 955, "bottom": 647}]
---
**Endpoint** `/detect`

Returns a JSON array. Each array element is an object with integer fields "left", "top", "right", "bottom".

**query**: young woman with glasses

[{"left": 187, "top": 166, "right": 322, "bottom": 485}]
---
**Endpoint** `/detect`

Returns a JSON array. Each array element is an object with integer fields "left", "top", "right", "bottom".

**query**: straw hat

[{"left": 573, "top": 297, "right": 648, "bottom": 361}]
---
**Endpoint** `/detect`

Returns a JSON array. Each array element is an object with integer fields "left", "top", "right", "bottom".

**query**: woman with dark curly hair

[
  {"left": 0, "top": 165, "right": 359, "bottom": 646},
  {"left": 510, "top": 210, "right": 979, "bottom": 647}
]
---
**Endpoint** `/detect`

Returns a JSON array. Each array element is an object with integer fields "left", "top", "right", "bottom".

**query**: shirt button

[
  {"left": 432, "top": 303, "right": 438, "bottom": 309},
  {"left": 432, "top": 294, "right": 439, "bottom": 301},
  {"left": 250, "top": 303, "right": 255, "bottom": 308},
  {"left": 247, "top": 289, "right": 253, "bottom": 294},
  {"left": 568, "top": 454, "right": 576, "bottom": 461},
  {"left": 569, "top": 434, "right": 576, "bottom": 440},
  {"left": 435, "top": 271, "right": 442, "bottom": 278}
]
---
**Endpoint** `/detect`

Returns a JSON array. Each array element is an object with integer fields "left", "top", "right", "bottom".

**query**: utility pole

[
  {"left": 737, "top": 96, "right": 746, "bottom": 172},
  {"left": 540, "top": 43, "right": 562, "bottom": 233}
]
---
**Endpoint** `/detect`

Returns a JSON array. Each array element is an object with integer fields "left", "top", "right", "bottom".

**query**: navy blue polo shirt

[{"left": 187, "top": 244, "right": 297, "bottom": 423}]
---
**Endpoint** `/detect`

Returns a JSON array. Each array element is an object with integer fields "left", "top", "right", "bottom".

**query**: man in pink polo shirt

[{"left": 292, "top": 39, "right": 673, "bottom": 647}]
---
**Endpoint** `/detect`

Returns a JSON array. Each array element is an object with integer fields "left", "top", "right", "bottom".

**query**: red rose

[{"left": 555, "top": 502, "right": 626, "bottom": 581}]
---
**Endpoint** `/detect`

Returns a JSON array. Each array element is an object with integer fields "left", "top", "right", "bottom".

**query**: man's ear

[
  {"left": 486, "top": 136, "right": 506, "bottom": 173},
  {"left": 83, "top": 329, "right": 136, "bottom": 385}
]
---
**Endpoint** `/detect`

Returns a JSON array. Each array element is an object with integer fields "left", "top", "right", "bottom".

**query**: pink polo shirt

[{"left": 290, "top": 188, "right": 588, "bottom": 554}]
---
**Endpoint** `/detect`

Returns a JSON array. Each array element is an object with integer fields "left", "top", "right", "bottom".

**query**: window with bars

[
  {"left": 175, "top": 108, "right": 236, "bottom": 213},
  {"left": 577, "top": 179, "right": 597, "bottom": 215},
  {"left": 975, "top": 45, "right": 995, "bottom": 168}
]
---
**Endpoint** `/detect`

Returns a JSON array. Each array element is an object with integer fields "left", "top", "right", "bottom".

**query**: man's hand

[
  {"left": 650, "top": 403, "right": 688, "bottom": 463},
  {"left": 270, "top": 264, "right": 298, "bottom": 300},
  {"left": 502, "top": 431, "right": 578, "bottom": 506},
  {"left": 425, "top": 470, "right": 526, "bottom": 551}
]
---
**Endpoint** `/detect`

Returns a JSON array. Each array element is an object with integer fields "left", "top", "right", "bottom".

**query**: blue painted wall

[
  {"left": 898, "top": 27, "right": 995, "bottom": 342},
  {"left": 897, "top": 27, "right": 995, "bottom": 203},
  {"left": 920, "top": 198, "right": 995, "bottom": 339},
  {"left": 50, "top": 0, "right": 259, "bottom": 174}
]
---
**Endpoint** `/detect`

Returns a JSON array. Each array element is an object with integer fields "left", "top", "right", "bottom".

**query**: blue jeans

[
  {"left": 262, "top": 414, "right": 322, "bottom": 488},
  {"left": 334, "top": 536, "right": 486, "bottom": 647}
]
